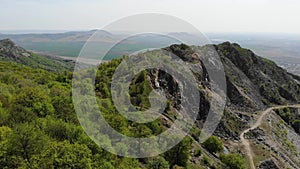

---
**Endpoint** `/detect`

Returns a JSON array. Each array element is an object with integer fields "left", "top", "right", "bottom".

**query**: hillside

[
  {"left": 89, "top": 42, "right": 300, "bottom": 168},
  {"left": 1, "top": 42, "right": 300, "bottom": 168},
  {"left": 0, "top": 39, "right": 74, "bottom": 72},
  {"left": 217, "top": 42, "right": 300, "bottom": 106}
]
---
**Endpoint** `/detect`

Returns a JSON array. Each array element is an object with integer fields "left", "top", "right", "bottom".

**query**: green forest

[{"left": 0, "top": 58, "right": 244, "bottom": 169}]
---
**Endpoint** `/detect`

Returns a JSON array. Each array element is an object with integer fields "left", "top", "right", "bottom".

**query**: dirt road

[{"left": 240, "top": 105, "right": 300, "bottom": 169}]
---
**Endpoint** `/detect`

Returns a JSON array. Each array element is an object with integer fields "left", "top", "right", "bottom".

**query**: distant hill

[
  {"left": 0, "top": 30, "right": 106, "bottom": 42},
  {"left": 0, "top": 30, "right": 114, "bottom": 57},
  {"left": 0, "top": 39, "right": 74, "bottom": 72},
  {"left": 2, "top": 31, "right": 300, "bottom": 75},
  {"left": 0, "top": 31, "right": 186, "bottom": 59}
]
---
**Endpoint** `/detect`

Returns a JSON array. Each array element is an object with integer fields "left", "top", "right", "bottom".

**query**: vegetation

[
  {"left": 220, "top": 153, "right": 245, "bottom": 169},
  {"left": 0, "top": 59, "right": 196, "bottom": 168},
  {"left": 202, "top": 136, "right": 224, "bottom": 154},
  {"left": 201, "top": 156, "right": 210, "bottom": 166},
  {"left": 275, "top": 107, "right": 300, "bottom": 134},
  {"left": 164, "top": 137, "right": 192, "bottom": 167},
  {"left": 0, "top": 61, "right": 143, "bottom": 168},
  {"left": 146, "top": 156, "right": 170, "bottom": 169}
]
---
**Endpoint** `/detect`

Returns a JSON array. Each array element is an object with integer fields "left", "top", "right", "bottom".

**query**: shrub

[
  {"left": 220, "top": 153, "right": 245, "bottom": 169},
  {"left": 202, "top": 136, "right": 223, "bottom": 153}
]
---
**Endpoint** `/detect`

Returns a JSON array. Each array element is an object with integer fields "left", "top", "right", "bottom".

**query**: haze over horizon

[
  {"left": 2, "top": 30, "right": 300, "bottom": 36},
  {"left": 1, "top": 0, "right": 300, "bottom": 34}
]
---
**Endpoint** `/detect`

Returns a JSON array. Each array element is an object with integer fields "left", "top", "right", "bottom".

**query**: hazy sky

[{"left": 0, "top": 0, "right": 299, "bottom": 33}]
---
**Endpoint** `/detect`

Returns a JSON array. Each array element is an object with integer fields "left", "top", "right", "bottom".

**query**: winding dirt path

[{"left": 240, "top": 105, "right": 300, "bottom": 169}]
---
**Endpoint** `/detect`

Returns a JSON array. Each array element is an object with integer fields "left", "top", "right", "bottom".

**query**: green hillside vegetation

[
  {"left": 0, "top": 61, "right": 143, "bottom": 168},
  {"left": 0, "top": 60, "right": 210, "bottom": 168},
  {"left": 275, "top": 107, "right": 300, "bottom": 134}
]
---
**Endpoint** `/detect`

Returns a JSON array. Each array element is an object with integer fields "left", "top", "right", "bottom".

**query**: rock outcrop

[{"left": 258, "top": 159, "right": 279, "bottom": 169}]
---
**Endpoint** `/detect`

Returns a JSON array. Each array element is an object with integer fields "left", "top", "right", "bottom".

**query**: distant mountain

[
  {"left": 0, "top": 30, "right": 112, "bottom": 42},
  {"left": 0, "top": 39, "right": 74, "bottom": 72}
]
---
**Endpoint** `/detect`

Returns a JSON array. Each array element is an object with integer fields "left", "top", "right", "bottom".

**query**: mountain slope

[
  {"left": 216, "top": 42, "right": 300, "bottom": 107},
  {"left": 87, "top": 42, "right": 300, "bottom": 168},
  {"left": 1, "top": 41, "right": 300, "bottom": 168},
  {"left": 0, "top": 39, "right": 74, "bottom": 72},
  {"left": 211, "top": 42, "right": 300, "bottom": 168}
]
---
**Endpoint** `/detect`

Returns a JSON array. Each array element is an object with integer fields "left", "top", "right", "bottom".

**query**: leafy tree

[
  {"left": 90, "top": 152, "right": 116, "bottom": 169},
  {"left": 220, "top": 153, "right": 245, "bottom": 169},
  {"left": 130, "top": 123, "right": 153, "bottom": 155},
  {"left": 146, "top": 156, "right": 170, "bottom": 169},
  {"left": 32, "top": 141, "right": 92, "bottom": 169},
  {"left": 99, "top": 162, "right": 114, "bottom": 169},
  {"left": 49, "top": 84, "right": 77, "bottom": 123},
  {"left": 116, "top": 158, "right": 141, "bottom": 169},
  {"left": 202, "top": 136, "right": 223, "bottom": 153},
  {"left": 11, "top": 86, "right": 54, "bottom": 122},
  {"left": 77, "top": 133, "right": 104, "bottom": 155},
  {"left": 36, "top": 117, "right": 78, "bottom": 141},
  {"left": 129, "top": 70, "right": 152, "bottom": 110},
  {"left": 190, "top": 127, "right": 201, "bottom": 141},
  {"left": 0, "top": 83, "right": 14, "bottom": 108},
  {"left": 0, "top": 103, "right": 10, "bottom": 126},
  {"left": 201, "top": 156, "right": 210, "bottom": 166},
  {"left": 194, "top": 148, "right": 202, "bottom": 157},
  {"left": 146, "top": 120, "right": 164, "bottom": 135},
  {"left": 0, "top": 126, "right": 12, "bottom": 166},
  {"left": 9, "top": 123, "right": 49, "bottom": 164},
  {"left": 164, "top": 137, "right": 192, "bottom": 167}
]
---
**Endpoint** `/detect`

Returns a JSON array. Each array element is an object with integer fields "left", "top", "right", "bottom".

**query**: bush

[
  {"left": 202, "top": 136, "right": 223, "bottom": 153},
  {"left": 201, "top": 156, "right": 210, "bottom": 166},
  {"left": 194, "top": 148, "right": 201, "bottom": 157},
  {"left": 147, "top": 156, "right": 170, "bottom": 169},
  {"left": 220, "top": 153, "right": 245, "bottom": 169}
]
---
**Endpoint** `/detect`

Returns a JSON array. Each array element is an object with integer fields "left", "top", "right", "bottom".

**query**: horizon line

[{"left": 1, "top": 29, "right": 300, "bottom": 36}]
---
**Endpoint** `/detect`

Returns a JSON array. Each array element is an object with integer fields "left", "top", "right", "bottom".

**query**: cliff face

[
  {"left": 216, "top": 42, "right": 300, "bottom": 107},
  {"left": 163, "top": 42, "right": 300, "bottom": 111}
]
